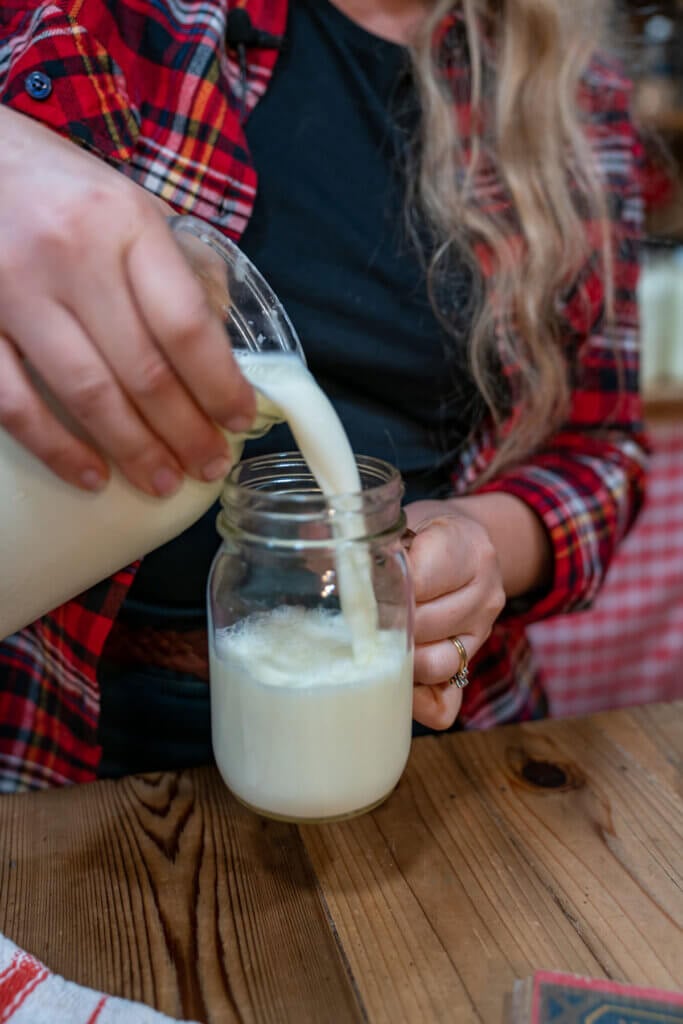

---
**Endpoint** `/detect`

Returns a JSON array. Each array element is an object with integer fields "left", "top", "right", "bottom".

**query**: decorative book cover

[{"left": 506, "top": 970, "right": 683, "bottom": 1024}]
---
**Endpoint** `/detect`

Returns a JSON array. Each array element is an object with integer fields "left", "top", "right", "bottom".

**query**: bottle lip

[
  {"left": 168, "top": 215, "right": 307, "bottom": 363},
  {"left": 217, "top": 452, "right": 405, "bottom": 541}
]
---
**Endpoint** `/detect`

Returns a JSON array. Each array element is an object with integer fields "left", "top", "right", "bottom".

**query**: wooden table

[{"left": 1, "top": 702, "right": 681, "bottom": 1023}]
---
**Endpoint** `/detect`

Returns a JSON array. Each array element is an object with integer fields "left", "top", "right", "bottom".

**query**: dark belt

[{"left": 103, "top": 620, "right": 210, "bottom": 681}]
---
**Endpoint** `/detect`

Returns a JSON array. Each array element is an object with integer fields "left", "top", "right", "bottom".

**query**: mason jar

[{"left": 207, "top": 452, "right": 414, "bottom": 823}]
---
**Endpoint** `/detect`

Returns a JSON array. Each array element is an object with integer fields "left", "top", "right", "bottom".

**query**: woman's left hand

[{"left": 404, "top": 500, "right": 506, "bottom": 730}]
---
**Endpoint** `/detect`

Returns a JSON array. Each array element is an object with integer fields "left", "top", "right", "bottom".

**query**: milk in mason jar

[
  {"left": 210, "top": 609, "right": 413, "bottom": 820},
  {"left": 209, "top": 354, "right": 414, "bottom": 820}
]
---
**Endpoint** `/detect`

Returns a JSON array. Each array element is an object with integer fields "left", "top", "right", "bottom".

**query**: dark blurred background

[{"left": 625, "top": 0, "right": 683, "bottom": 238}]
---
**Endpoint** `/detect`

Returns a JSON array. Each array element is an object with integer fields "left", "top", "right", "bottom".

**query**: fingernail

[
  {"left": 222, "top": 414, "right": 253, "bottom": 433},
  {"left": 152, "top": 466, "right": 183, "bottom": 497},
  {"left": 81, "top": 468, "right": 107, "bottom": 492},
  {"left": 202, "top": 454, "right": 232, "bottom": 482}
]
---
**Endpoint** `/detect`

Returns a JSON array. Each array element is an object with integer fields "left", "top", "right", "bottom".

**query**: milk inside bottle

[{"left": 0, "top": 216, "right": 305, "bottom": 640}]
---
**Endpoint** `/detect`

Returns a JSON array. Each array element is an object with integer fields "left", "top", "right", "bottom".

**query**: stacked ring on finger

[{"left": 448, "top": 635, "right": 469, "bottom": 689}]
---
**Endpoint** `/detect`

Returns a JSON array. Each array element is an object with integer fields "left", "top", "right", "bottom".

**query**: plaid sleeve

[
  {"left": 478, "top": 66, "right": 649, "bottom": 625},
  {"left": 0, "top": 0, "right": 139, "bottom": 162}
]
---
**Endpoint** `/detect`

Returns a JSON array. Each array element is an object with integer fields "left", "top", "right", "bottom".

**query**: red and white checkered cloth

[
  {"left": 0, "top": 932, "right": 198, "bottom": 1024},
  {"left": 530, "top": 421, "right": 683, "bottom": 718}
]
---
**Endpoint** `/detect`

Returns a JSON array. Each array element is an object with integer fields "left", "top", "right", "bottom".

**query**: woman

[{"left": 0, "top": 0, "right": 647, "bottom": 788}]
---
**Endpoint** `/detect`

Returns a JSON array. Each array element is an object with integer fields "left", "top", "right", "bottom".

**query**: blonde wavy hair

[{"left": 409, "top": 0, "right": 616, "bottom": 478}]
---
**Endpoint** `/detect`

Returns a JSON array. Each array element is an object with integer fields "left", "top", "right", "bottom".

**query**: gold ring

[
  {"left": 449, "top": 635, "right": 468, "bottom": 673},
  {"left": 448, "top": 635, "right": 469, "bottom": 689}
]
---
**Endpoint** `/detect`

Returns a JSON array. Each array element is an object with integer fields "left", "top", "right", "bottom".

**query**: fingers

[
  {"left": 0, "top": 112, "right": 255, "bottom": 494},
  {"left": 412, "top": 630, "right": 470, "bottom": 731},
  {"left": 412, "top": 682, "right": 464, "bottom": 732},
  {"left": 405, "top": 506, "right": 506, "bottom": 732},
  {"left": 413, "top": 587, "right": 476, "bottom": 645},
  {"left": 0, "top": 333, "right": 110, "bottom": 490},
  {"left": 413, "top": 633, "right": 473, "bottom": 687},
  {"left": 6, "top": 301, "right": 184, "bottom": 496},
  {"left": 126, "top": 219, "right": 256, "bottom": 433},
  {"left": 65, "top": 254, "right": 234, "bottom": 484},
  {"left": 407, "top": 512, "right": 504, "bottom": 639},
  {"left": 408, "top": 516, "right": 475, "bottom": 602},
  {"left": 407, "top": 518, "right": 484, "bottom": 686},
  {"left": 2, "top": 219, "right": 251, "bottom": 494}
]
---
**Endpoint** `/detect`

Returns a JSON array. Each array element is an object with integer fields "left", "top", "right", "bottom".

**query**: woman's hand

[
  {"left": 0, "top": 107, "right": 255, "bottom": 496},
  {"left": 404, "top": 500, "right": 506, "bottom": 730},
  {"left": 404, "top": 490, "right": 552, "bottom": 730}
]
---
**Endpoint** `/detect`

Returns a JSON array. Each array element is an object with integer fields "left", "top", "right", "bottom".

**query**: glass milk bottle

[
  {"left": 0, "top": 216, "right": 305, "bottom": 640},
  {"left": 207, "top": 453, "right": 415, "bottom": 823}
]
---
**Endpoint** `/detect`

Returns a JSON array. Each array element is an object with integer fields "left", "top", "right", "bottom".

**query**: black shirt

[{"left": 126, "top": 0, "right": 474, "bottom": 614}]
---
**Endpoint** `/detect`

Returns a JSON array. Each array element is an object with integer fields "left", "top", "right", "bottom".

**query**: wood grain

[
  {"left": 301, "top": 704, "right": 683, "bottom": 1024},
  {"left": 0, "top": 767, "right": 365, "bottom": 1023},
  {"left": 0, "top": 703, "right": 681, "bottom": 1024}
]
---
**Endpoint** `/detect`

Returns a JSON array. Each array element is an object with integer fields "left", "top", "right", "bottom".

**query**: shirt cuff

[
  {"left": 1, "top": 5, "right": 139, "bottom": 163},
  {"left": 476, "top": 439, "right": 648, "bottom": 626}
]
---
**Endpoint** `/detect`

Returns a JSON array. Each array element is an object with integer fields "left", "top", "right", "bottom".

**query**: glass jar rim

[{"left": 217, "top": 452, "right": 405, "bottom": 541}]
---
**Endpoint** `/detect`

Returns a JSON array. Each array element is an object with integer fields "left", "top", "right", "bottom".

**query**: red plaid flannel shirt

[{"left": 0, "top": 0, "right": 649, "bottom": 790}]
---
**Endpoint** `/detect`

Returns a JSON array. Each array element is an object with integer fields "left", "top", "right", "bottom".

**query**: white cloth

[{"left": 0, "top": 932, "right": 199, "bottom": 1024}]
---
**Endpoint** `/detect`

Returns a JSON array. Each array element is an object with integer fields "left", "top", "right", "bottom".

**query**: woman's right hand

[{"left": 0, "top": 107, "right": 256, "bottom": 496}]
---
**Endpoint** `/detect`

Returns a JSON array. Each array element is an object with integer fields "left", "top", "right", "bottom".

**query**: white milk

[
  {"left": 0, "top": 358, "right": 287, "bottom": 640},
  {"left": 210, "top": 355, "right": 412, "bottom": 820},
  {"left": 238, "top": 353, "right": 379, "bottom": 658},
  {"left": 0, "top": 348, "right": 412, "bottom": 816},
  {"left": 210, "top": 607, "right": 413, "bottom": 821},
  {"left": 0, "top": 353, "right": 378, "bottom": 648},
  {"left": 0, "top": 431, "right": 232, "bottom": 642}
]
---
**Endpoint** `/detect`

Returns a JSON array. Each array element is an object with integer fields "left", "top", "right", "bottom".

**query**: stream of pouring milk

[{"left": 236, "top": 352, "right": 378, "bottom": 658}]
